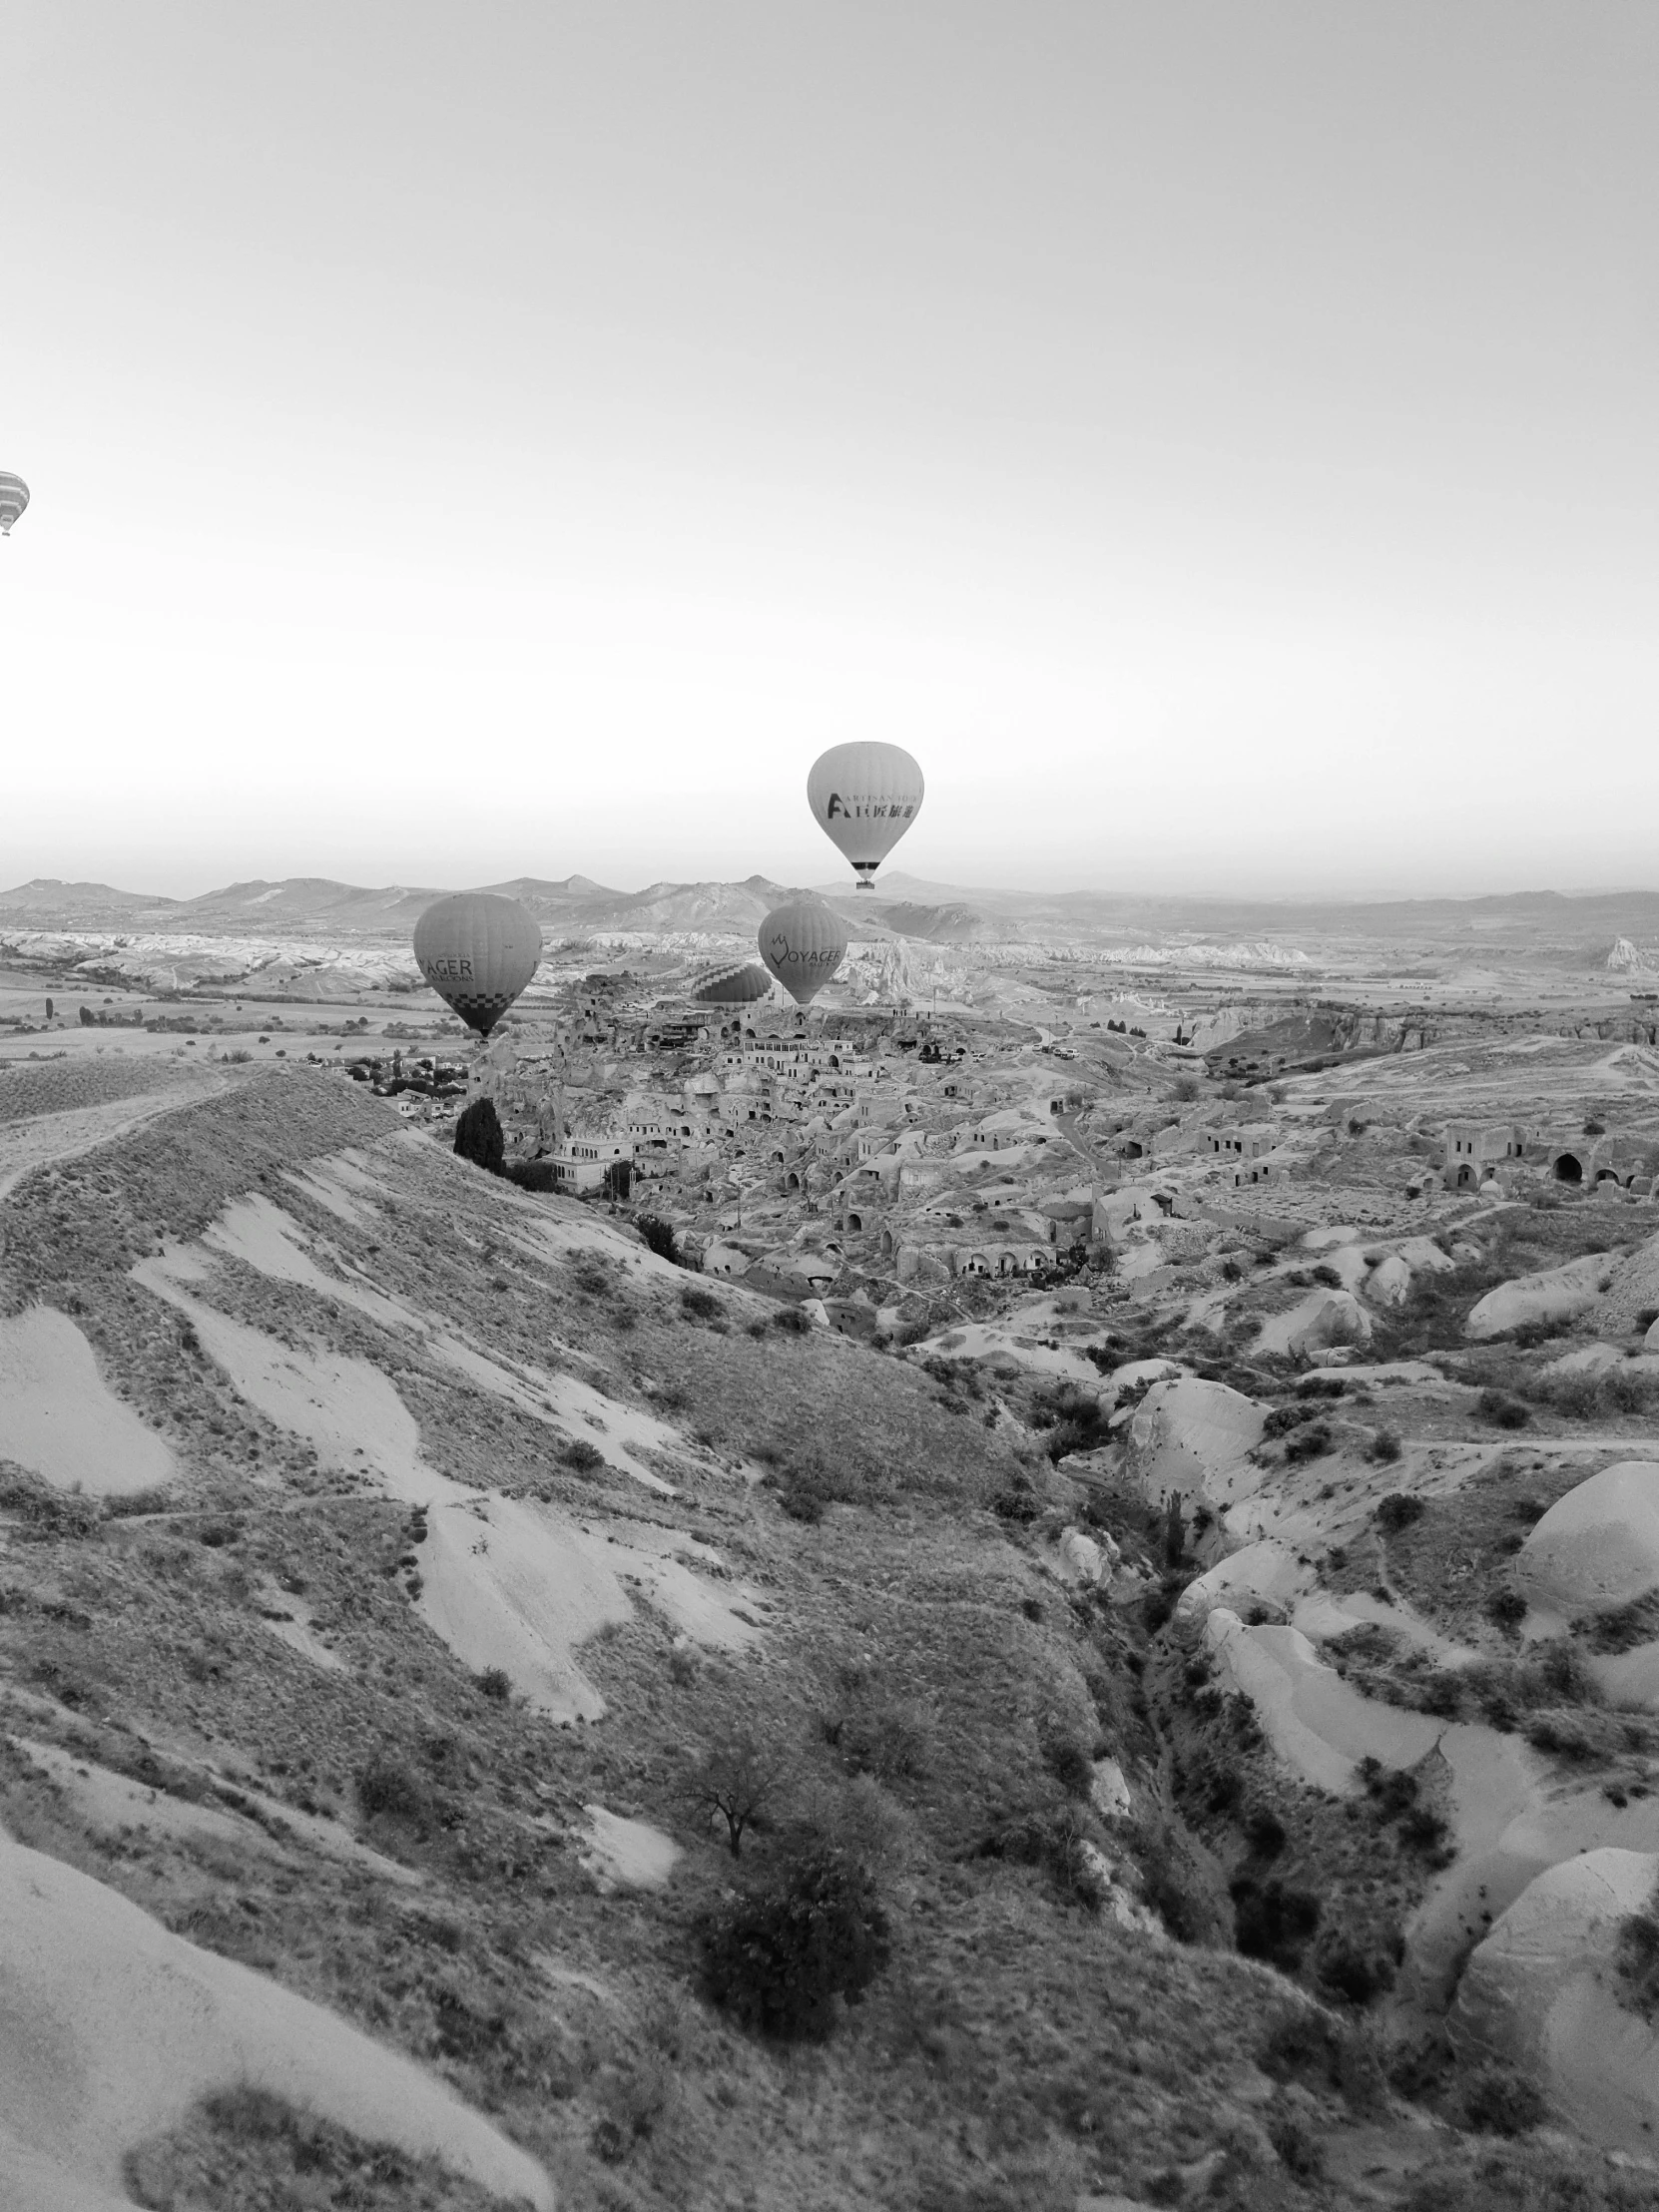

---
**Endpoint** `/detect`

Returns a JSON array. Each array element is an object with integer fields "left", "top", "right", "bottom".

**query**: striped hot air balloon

[
  {"left": 688, "top": 959, "right": 774, "bottom": 1005},
  {"left": 412, "top": 892, "right": 542, "bottom": 1037},
  {"left": 808, "top": 742, "right": 924, "bottom": 890},
  {"left": 758, "top": 899, "right": 849, "bottom": 1007},
  {"left": 0, "top": 475, "right": 30, "bottom": 537}
]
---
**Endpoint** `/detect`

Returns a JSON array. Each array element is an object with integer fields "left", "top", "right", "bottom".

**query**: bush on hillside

[
  {"left": 1231, "top": 1875, "right": 1321, "bottom": 1972},
  {"left": 698, "top": 1847, "right": 889, "bottom": 2039},
  {"left": 355, "top": 1754, "right": 430, "bottom": 1829},
  {"left": 1477, "top": 1388, "right": 1530, "bottom": 1429},
  {"left": 1461, "top": 2061, "right": 1546, "bottom": 2137},
  {"left": 975, "top": 1802, "right": 1110, "bottom": 1912},
  {"left": 1284, "top": 1420, "right": 1334, "bottom": 1464},
  {"left": 1484, "top": 1587, "right": 1527, "bottom": 1631},
  {"left": 1615, "top": 1893, "right": 1659, "bottom": 2020},
  {"left": 1375, "top": 1491, "right": 1424, "bottom": 1534},
  {"left": 1369, "top": 1425, "right": 1403, "bottom": 1463},
  {"left": 679, "top": 1285, "right": 723, "bottom": 1322},
  {"left": 635, "top": 1214, "right": 680, "bottom": 1265},
  {"left": 1259, "top": 2007, "right": 1388, "bottom": 2114},
  {"left": 453, "top": 1098, "right": 504, "bottom": 1176}
]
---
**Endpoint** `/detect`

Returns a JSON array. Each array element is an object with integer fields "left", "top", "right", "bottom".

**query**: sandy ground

[
  {"left": 0, "top": 1823, "right": 551, "bottom": 2208},
  {"left": 579, "top": 1805, "right": 681, "bottom": 1893},
  {"left": 0, "top": 1307, "right": 178, "bottom": 1495},
  {"left": 3, "top": 1689, "right": 423, "bottom": 1888},
  {"left": 178, "top": 1186, "right": 689, "bottom": 1494},
  {"left": 133, "top": 1217, "right": 769, "bottom": 1722},
  {"left": 417, "top": 1497, "right": 767, "bottom": 1723}
]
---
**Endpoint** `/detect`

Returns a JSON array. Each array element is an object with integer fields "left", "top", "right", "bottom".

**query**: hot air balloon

[
  {"left": 0, "top": 475, "right": 30, "bottom": 537},
  {"left": 758, "top": 899, "right": 848, "bottom": 1008},
  {"left": 688, "top": 959, "right": 774, "bottom": 1005},
  {"left": 412, "top": 892, "right": 542, "bottom": 1037},
  {"left": 808, "top": 742, "right": 923, "bottom": 891}
]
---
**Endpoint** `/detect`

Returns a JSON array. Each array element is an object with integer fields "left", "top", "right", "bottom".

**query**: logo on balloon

[{"left": 824, "top": 794, "right": 915, "bottom": 822}]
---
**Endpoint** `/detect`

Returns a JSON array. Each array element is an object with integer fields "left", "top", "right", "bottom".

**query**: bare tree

[{"left": 685, "top": 1732, "right": 783, "bottom": 1859}]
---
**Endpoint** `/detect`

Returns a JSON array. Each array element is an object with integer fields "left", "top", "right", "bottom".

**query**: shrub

[
  {"left": 1243, "top": 1808, "right": 1287, "bottom": 1860},
  {"left": 1313, "top": 1913, "right": 1400, "bottom": 2005},
  {"left": 1375, "top": 1491, "right": 1424, "bottom": 1533},
  {"left": 1484, "top": 1588, "right": 1527, "bottom": 1631},
  {"left": 355, "top": 1755, "right": 428, "bottom": 1826},
  {"left": 635, "top": 1214, "right": 680, "bottom": 1265},
  {"left": 1231, "top": 1875, "right": 1321, "bottom": 1971},
  {"left": 1604, "top": 1368, "right": 1657, "bottom": 1415},
  {"left": 1477, "top": 1388, "right": 1530, "bottom": 1429},
  {"left": 1284, "top": 1420, "right": 1334, "bottom": 1464},
  {"left": 503, "top": 1160, "right": 555, "bottom": 1191},
  {"left": 1369, "top": 1425, "right": 1403, "bottom": 1463},
  {"left": 1041, "top": 1733, "right": 1094, "bottom": 1801},
  {"left": 1259, "top": 2007, "right": 1387, "bottom": 2113},
  {"left": 772, "top": 1304, "right": 811, "bottom": 1335},
  {"left": 1162, "top": 1493, "right": 1185, "bottom": 1567},
  {"left": 453, "top": 1098, "right": 504, "bottom": 1175},
  {"left": 1616, "top": 1897, "right": 1659, "bottom": 2020},
  {"left": 1541, "top": 1374, "right": 1600, "bottom": 1420},
  {"left": 680, "top": 1285, "right": 723, "bottom": 1322},
  {"left": 698, "top": 1847, "right": 889, "bottom": 2039},
  {"left": 1461, "top": 2060, "right": 1546, "bottom": 2136},
  {"left": 1578, "top": 1593, "right": 1659, "bottom": 1653},
  {"left": 561, "top": 1437, "right": 606, "bottom": 1473},
  {"left": 1263, "top": 1403, "right": 1314, "bottom": 1439},
  {"left": 839, "top": 1695, "right": 932, "bottom": 1785}
]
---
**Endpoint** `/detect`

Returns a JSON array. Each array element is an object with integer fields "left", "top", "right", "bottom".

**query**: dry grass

[{"left": 0, "top": 1073, "right": 1650, "bottom": 2210}]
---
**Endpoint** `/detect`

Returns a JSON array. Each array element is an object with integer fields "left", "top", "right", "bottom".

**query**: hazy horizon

[
  {"left": 6, "top": 862, "right": 1659, "bottom": 914},
  {"left": 3, "top": 3, "right": 1654, "bottom": 898}
]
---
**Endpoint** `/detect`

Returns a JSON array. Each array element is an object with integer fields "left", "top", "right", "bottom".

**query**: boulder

[
  {"left": 1287, "top": 1289, "right": 1372, "bottom": 1358},
  {"left": 1451, "top": 1848, "right": 1659, "bottom": 2149},
  {"left": 1517, "top": 1460, "right": 1659, "bottom": 1615},
  {"left": 0, "top": 1828, "right": 554, "bottom": 2210},
  {"left": 1056, "top": 1525, "right": 1118, "bottom": 1587},
  {"left": 1175, "top": 1539, "right": 1311, "bottom": 1628},
  {"left": 1601, "top": 1230, "right": 1659, "bottom": 1327},
  {"left": 1125, "top": 1378, "right": 1269, "bottom": 1514},
  {"left": 1366, "top": 1254, "right": 1413, "bottom": 1307},
  {"left": 1539, "top": 1343, "right": 1626, "bottom": 1378},
  {"left": 1465, "top": 1253, "right": 1611, "bottom": 1341}
]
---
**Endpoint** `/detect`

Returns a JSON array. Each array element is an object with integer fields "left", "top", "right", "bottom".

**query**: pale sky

[{"left": 1, "top": 3, "right": 1653, "bottom": 901}]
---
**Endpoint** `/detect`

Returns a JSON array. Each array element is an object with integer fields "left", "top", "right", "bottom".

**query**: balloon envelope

[
  {"left": 0, "top": 474, "right": 30, "bottom": 537},
  {"left": 689, "top": 960, "right": 774, "bottom": 1006},
  {"left": 412, "top": 893, "right": 542, "bottom": 1037},
  {"left": 807, "top": 742, "right": 923, "bottom": 888},
  {"left": 758, "top": 900, "right": 849, "bottom": 1007}
]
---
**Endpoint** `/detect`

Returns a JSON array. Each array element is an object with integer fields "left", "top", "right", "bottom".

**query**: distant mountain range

[{"left": 4, "top": 873, "right": 1658, "bottom": 955}]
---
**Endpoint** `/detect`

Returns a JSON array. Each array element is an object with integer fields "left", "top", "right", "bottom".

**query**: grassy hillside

[{"left": 2, "top": 1072, "right": 1654, "bottom": 2211}]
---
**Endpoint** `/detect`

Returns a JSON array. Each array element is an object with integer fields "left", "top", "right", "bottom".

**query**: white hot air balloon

[{"left": 807, "top": 743, "right": 923, "bottom": 891}]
